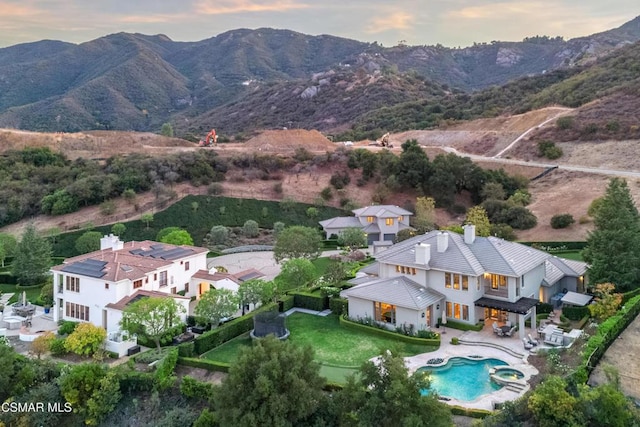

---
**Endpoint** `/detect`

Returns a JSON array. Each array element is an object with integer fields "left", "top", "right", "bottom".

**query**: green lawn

[
  {"left": 203, "top": 313, "right": 437, "bottom": 383},
  {"left": 552, "top": 250, "right": 584, "bottom": 261},
  {"left": 0, "top": 284, "right": 43, "bottom": 304}
]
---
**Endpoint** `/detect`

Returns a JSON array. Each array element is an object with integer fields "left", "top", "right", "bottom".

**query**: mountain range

[{"left": 0, "top": 16, "right": 639, "bottom": 139}]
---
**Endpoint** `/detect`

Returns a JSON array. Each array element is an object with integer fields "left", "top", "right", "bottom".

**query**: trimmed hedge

[
  {"left": 329, "top": 297, "right": 348, "bottom": 316},
  {"left": 450, "top": 406, "right": 492, "bottom": 419},
  {"left": 291, "top": 291, "right": 327, "bottom": 311},
  {"left": 119, "top": 371, "right": 155, "bottom": 393},
  {"left": 439, "top": 319, "right": 484, "bottom": 332},
  {"left": 562, "top": 306, "right": 589, "bottom": 321},
  {"left": 340, "top": 316, "right": 440, "bottom": 347},
  {"left": 622, "top": 287, "right": 640, "bottom": 304},
  {"left": 571, "top": 294, "right": 640, "bottom": 384},
  {"left": 177, "top": 341, "right": 195, "bottom": 358},
  {"left": 136, "top": 324, "right": 186, "bottom": 349},
  {"left": 536, "top": 302, "right": 554, "bottom": 314},
  {"left": 193, "top": 302, "right": 278, "bottom": 355},
  {"left": 178, "top": 356, "right": 230, "bottom": 373},
  {"left": 279, "top": 295, "right": 295, "bottom": 312}
]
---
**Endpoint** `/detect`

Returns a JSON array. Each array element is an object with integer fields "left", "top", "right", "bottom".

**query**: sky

[{"left": 0, "top": 0, "right": 637, "bottom": 49}]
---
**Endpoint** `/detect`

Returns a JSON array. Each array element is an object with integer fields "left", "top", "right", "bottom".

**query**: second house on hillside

[{"left": 319, "top": 204, "right": 413, "bottom": 245}]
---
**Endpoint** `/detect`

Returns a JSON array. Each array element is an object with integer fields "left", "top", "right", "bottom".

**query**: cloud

[
  {"left": 365, "top": 11, "right": 415, "bottom": 34},
  {"left": 118, "top": 14, "right": 178, "bottom": 24},
  {"left": 194, "top": 0, "right": 311, "bottom": 15},
  {"left": 0, "top": 2, "right": 37, "bottom": 17}
]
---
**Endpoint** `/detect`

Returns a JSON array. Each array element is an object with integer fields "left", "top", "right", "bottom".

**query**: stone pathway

[{"left": 284, "top": 308, "right": 332, "bottom": 317}]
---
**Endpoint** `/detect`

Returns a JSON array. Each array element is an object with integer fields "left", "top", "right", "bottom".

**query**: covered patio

[{"left": 475, "top": 296, "right": 539, "bottom": 340}]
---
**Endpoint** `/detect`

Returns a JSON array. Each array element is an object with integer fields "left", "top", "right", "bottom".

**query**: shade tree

[
  {"left": 120, "top": 297, "right": 186, "bottom": 351},
  {"left": 194, "top": 288, "right": 238, "bottom": 327}
]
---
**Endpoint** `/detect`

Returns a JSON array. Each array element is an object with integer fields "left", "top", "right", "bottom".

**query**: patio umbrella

[{"left": 441, "top": 310, "right": 447, "bottom": 334}]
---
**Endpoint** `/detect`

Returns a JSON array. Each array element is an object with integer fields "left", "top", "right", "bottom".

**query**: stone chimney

[
  {"left": 464, "top": 224, "right": 476, "bottom": 245},
  {"left": 415, "top": 243, "right": 431, "bottom": 266},
  {"left": 436, "top": 232, "right": 449, "bottom": 253},
  {"left": 100, "top": 234, "right": 123, "bottom": 251}
]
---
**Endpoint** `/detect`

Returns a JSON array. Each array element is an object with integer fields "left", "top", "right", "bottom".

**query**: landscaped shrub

[
  {"left": 417, "top": 329, "right": 438, "bottom": 339},
  {"left": 550, "top": 214, "right": 575, "bottom": 229},
  {"left": 57, "top": 320, "right": 79, "bottom": 335},
  {"left": 154, "top": 348, "right": 179, "bottom": 391},
  {"left": 329, "top": 297, "right": 348, "bottom": 316},
  {"left": 440, "top": 319, "right": 484, "bottom": 332},
  {"left": 118, "top": 371, "right": 155, "bottom": 393},
  {"left": 177, "top": 341, "right": 195, "bottom": 358},
  {"left": 536, "top": 302, "right": 554, "bottom": 314},
  {"left": 291, "top": 291, "right": 327, "bottom": 311},
  {"left": 193, "top": 303, "right": 278, "bottom": 354},
  {"left": 180, "top": 375, "right": 215, "bottom": 401},
  {"left": 47, "top": 337, "right": 66, "bottom": 356},
  {"left": 0, "top": 273, "right": 17, "bottom": 284},
  {"left": 135, "top": 324, "right": 185, "bottom": 348},
  {"left": 177, "top": 357, "right": 230, "bottom": 373},
  {"left": 562, "top": 305, "right": 590, "bottom": 321}
]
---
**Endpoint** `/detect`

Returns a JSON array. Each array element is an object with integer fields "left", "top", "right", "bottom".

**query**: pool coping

[{"left": 404, "top": 343, "right": 538, "bottom": 411}]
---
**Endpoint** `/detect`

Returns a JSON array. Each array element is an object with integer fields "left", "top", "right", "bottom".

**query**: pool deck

[{"left": 403, "top": 324, "right": 541, "bottom": 411}]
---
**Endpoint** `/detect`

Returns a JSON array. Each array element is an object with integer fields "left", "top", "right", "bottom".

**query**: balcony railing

[{"left": 484, "top": 285, "right": 508, "bottom": 298}]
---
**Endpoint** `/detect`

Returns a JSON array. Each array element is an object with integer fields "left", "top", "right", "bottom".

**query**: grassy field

[
  {"left": 203, "top": 312, "right": 437, "bottom": 383},
  {"left": 0, "top": 284, "right": 42, "bottom": 304}
]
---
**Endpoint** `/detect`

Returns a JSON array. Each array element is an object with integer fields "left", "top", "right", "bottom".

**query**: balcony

[{"left": 484, "top": 285, "right": 508, "bottom": 299}]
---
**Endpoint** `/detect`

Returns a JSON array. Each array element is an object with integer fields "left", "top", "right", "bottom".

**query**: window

[
  {"left": 159, "top": 271, "right": 167, "bottom": 287},
  {"left": 476, "top": 277, "right": 481, "bottom": 291},
  {"left": 445, "top": 273, "right": 452, "bottom": 288},
  {"left": 65, "top": 302, "right": 89, "bottom": 321},
  {"left": 145, "top": 277, "right": 149, "bottom": 284},
  {"left": 367, "top": 216, "right": 374, "bottom": 223},
  {"left": 133, "top": 279, "right": 142, "bottom": 289},
  {"left": 453, "top": 274, "right": 460, "bottom": 290},
  {"left": 462, "top": 276, "right": 468, "bottom": 291},
  {"left": 411, "top": 268, "right": 416, "bottom": 275},
  {"left": 446, "top": 301, "right": 452, "bottom": 318},
  {"left": 154, "top": 273, "right": 158, "bottom": 281},
  {"left": 490, "top": 274, "right": 508, "bottom": 289},
  {"left": 65, "top": 276, "right": 80, "bottom": 292},
  {"left": 104, "top": 283, "right": 109, "bottom": 290},
  {"left": 398, "top": 216, "right": 404, "bottom": 222},
  {"left": 452, "top": 303, "right": 469, "bottom": 321},
  {"left": 374, "top": 302, "right": 396, "bottom": 325},
  {"left": 185, "top": 261, "right": 190, "bottom": 271},
  {"left": 385, "top": 218, "right": 394, "bottom": 226},
  {"left": 171, "top": 287, "right": 177, "bottom": 294},
  {"left": 185, "top": 283, "right": 189, "bottom": 293}
]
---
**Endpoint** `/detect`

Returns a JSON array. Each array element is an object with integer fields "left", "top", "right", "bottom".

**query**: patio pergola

[{"left": 474, "top": 296, "right": 539, "bottom": 339}]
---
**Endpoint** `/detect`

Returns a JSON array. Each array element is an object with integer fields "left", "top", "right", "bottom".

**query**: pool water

[
  {"left": 493, "top": 368, "right": 524, "bottom": 381},
  {"left": 419, "top": 357, "right": 508, "bottom": 401}
]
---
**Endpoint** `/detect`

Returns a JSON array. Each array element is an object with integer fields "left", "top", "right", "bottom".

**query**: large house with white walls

[
  {"left": 50, "top": 234, "right": 264, "bottom": 335},
  {"left": 341, "top": 225, "right": 588, "bottom": 340}
]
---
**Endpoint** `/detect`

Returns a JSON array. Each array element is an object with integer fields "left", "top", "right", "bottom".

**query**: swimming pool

[{"left": 418, "top": 357, "right": 508, "bottom": 401}]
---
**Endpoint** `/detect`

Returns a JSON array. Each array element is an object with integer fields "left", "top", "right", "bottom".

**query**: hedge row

[
  {"left": 522, "top": 241, "right": 587, "bottom": 251},
  {"left": 177, "top": 356, "right": 230, "bottom": 373},
  {"left": 571, "top": 294, "right": 640, "bottom": 383},
  {"left": 329, "top": 298, "right": 348, "bottom": 316},
  {"left": 193, "top": 302, "right": 278, "bottom": 355},
  {"left": 0, "top": 273, "right": 17, "bottom": 285},
  {"left": 439, "top": 318, "right": 484, "bottom": 332},
  {"left": 291, "top": 291, "right": 328, "bottom": 312},
  {"left": 279, "top": 295, "right": 295, "bottom": 312},
  {"left": 450, "top": 406, "right": 492, "bottom": 419},
  {"left": 622, "top": 287, "right": 640, "bottom": 304},
  {"left": 339, "top": 316, "right": 440, "bottom": 347}
]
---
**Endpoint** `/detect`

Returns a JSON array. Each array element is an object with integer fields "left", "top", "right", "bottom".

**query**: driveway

[{"left": 206, "top": 250, "right": 345, "bottom": 281}]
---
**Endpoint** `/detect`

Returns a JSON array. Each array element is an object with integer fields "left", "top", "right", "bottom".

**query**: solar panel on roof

[
  {"left": 159, "top": 247, "right": 193, "bottom": 260},
  {"left": 130, "top": 249, "right": 144, "bottom": 255},
  {"left": 151, "top": 244, "right": 165, "bottom": 250},
  {"left": 61, "top": 259, "right": 107, "bottom": 278},
  {"left": 238, "top": 271, "right": 262, "bottom": 281}
]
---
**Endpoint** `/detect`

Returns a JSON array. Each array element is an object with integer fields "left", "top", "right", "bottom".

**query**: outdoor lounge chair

[
  {"left": 527, "top": 334, "right": 539, "bottom": 346},
  {"left": 505, "top": 326, "right": 516, "bottom": 337},
  {"left": 523, "top": 338, "right": 533, "bottom": 350},
  {"left": 492, "top": 322, "right": 501, "bottom": 335}
]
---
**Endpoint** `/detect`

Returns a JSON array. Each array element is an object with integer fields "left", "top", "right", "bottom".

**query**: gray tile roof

[
  {"left": 319, "top": 217, "right": 362, "bottom": 228},
  {"left": 341, "top": 276, "right": 445, "bottom": 310},
  {"left": 376, "top": 230, "right": 550, "bottom": 277},
  {"left": 543, "top": 257, "right": 588, "bottom": 286},
  {"left": 352, "top": 205, "right": 413, "bottom": 218},
  {"left": 359, "top": 262, "right": 380, "bottom": 275}
]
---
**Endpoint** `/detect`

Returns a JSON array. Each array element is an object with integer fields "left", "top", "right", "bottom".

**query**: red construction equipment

[{"left": 198, "top": 129, "right": 218, "bottom": 147}]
